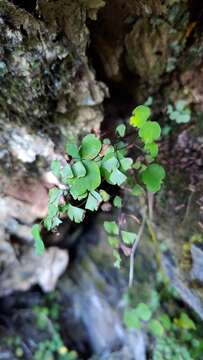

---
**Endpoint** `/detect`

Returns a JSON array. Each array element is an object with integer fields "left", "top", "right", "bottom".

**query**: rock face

[
  {"left": 0, "top": 0, "right": 106, "bottom": 139},
  {"left": 58, "top": 227, "right": 147, "bottom": 360},
  {"left": 0, "top": 224, "right": 147, "bottom": 359},
  {"left": 162, "top": 254, "right": 203, "bottom": 320},
  {"left": 157, "top": 177, "right": 203, "bottom": 319},
  {"left": 191, "top": 244, "right": 203, "bottom": 283},
  {"left": 0, "top": 247, "right": 69, "bottom": 296},
  {"left": 125, "top": 18, "right": 175, "bottom": 82},
  {"left": 0, "top": 0, "right": 107, "bottom": 295}
]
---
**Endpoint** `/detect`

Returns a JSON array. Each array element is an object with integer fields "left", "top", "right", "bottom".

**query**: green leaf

[
  {"left": 132, "top": 184, "right": 144, "bottom": 196},
  {"left": 175, "top": 313, "right": 196, "bottom": 330},
  {"left": 44, "top": 203, "right": 60, "bottom": 231},
  {"left": 159, "top": 314, "right": 172, "bottom": 331},
  {"left": 81, "top": 134, "right": 102, "bottom": 160},
  {"left": 69, "top": 178, "right": 87, "bottom": 199},
  {"left": 102, "top": 156, "right": 119, "bottom": 172},
  {"left": 145, "top": 96, "right": 153, "bottom": 106},
  {"left": 168, "top": 101, "right": 191, "bottom": 124},
  {"left": 105, "top": 146, "right": 115, "bottom": 155},
  {"left": 162, "top": 125, "right": 171, "bottom": 136},
  {"left": 173, "top": 110, "right": 191, "bottom": 124},
  {"left": 170, "top": 110, "right": 179, "bottom": 120},
  {"left": 91, "top": 190, "right": 102, "bottom": 201},
  {"left": 149, "top": 290, "right": 160, "bottom": 312},
  {"left": 176, "top": 99, "right": 187, "bottom": 111},
  {"left": 123, "top": 309, "right": 141, "bottom": 329},
  {"left": 107, "top": 236, "right": 119, "bottom": 248},
  {"left": 59, "top": 204, "right": 69, "bottom": 213},
  {"left": 67, "top": 204, "right": 85, "bottom": 223},
  {"left": 121, "top": 231, "right": 136, "bottom": 245},
  {"left": 148, "top": 319, "right": 164, "bottom": 337},
  {"left": 176, "top": 112, "right": 191, "bottom": 123},
  {"left": 116, "top": 124, "right": 126, "bottom": 137},
  {"left": 66, "top": 142, "right": 80, "bottom": 159},
  {"left": 85, "top": 191, "right": 102, "bottom": 211},
  {"left": 47, "top": 204, "right": 58, "bottom": 217},
  {"left": 120, "top": 157, "right": 133, "bottom": 171},
  {"left": 70, "top": 160, "right": 101, "bottom": 199},
  {"left": 44, "top": 216, "right": 52, "bottom": 231},
  {"left": 65, "top": 177, "right": 76, "bottom": 187},
  {"left": 60, "top": 164, "right": 74, "bottom": 184},
  {"left": 130, "top": 105, "right": 151, "bottom": 128},
  {"left": 113, "top": 196, "right": 122, "bottom": 208},
  {"left": 116, "top": 143, "right": 127, "bottom": 156},
  {"left": 78, "top": 192, "right": 88, "bottom": 200},
  {"left": 133, "top": 161, "right": 141, "bottom": 170},
  {"left": 113, "top": 250, "right": 122, "bottom": 268},
  {"left": 102, "top": 151, "right": 115, "bottom": 162},
  {"left": 72, "top": 161, "right": 86, "bottom": 178},
  {"left": 135, "top": 303, "right": 152, "bottom": 322},
  {"left": 139, "top": 121, "right": 161, "bottom": 144},
  {"left": 144, "top": 143, "right": 158, "bottom": 158},
  {"left": 103, "top": 138, "right": 111, "bottom": 145},
  {"left": 140, "top": 163, "right": 165, "bottom": 193},
  {"left": 100, "top": 167, "right": 111, "bottom": 184},
  {"left": 31, "top": 224, "right": 45, "bottom": 256},
  {"left": 100, "top": 190, "right": 110, "bottom": 202},
  {"left": 48, "top": 187, "right": 63, "bottom": 206},
  {"left": 104, "top": 221, "right": 119, "bottom": 235},
  {"left": 109, "top": 169, "right": 127, "bottom": 186},
  {"left": 80, "top": 160, "right": 101, "bottom": 191},
  {"left": 167, "top": 104, "right": 173, "bottom": 114},
  {"left": 51, "top": 160, "right": 61, "bottom": 178},
  {"left": 51, "top": 217, "right": 62, "bottom": 228}
]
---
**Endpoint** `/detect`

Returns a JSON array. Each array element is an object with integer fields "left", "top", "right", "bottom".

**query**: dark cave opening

[
  {"left": 8, "top": 0, "right": 37, "bottom": 15},
  {"left": 87, "top": 23, "right": 136, "bottom": 133}
]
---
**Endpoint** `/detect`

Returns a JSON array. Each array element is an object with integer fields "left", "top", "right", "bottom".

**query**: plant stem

[
  {"left": 128, "top": 208, "right": 147, "bottom": 288},
  {"left": 182, "top": 190, "right": 194, "bottom": 224},
  {"left": 147, "top": 191, "right": 154, "bottom": 221}
]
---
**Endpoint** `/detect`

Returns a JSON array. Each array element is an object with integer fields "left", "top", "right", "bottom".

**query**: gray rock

[
  {"left": 59, "top": 251, "right": 146, "bottom": 360},
  {"left": 6, "top": 218, "right": 33, "bottom": 243},
  {"left": 0, "top": 0, "right": 107, "bottom": 300},
  {"left": 190, "top": 244, "right": 203, "bottom": 283},
  {"left": 8, "top": 127, "right": 55, "bottom": 163},
  {"left": 0, "top": 247, "right": 69, "bottom": 296},
  {"left": 162, "top": 254, "right": 203, "bottom": 320}
]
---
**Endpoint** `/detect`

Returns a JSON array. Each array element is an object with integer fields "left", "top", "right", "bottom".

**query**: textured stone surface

[
  {"left": 162, "top": 254, "right": 203, "bottom": 320},
  {"left": 59, "top": 236, "right": 147, "bottom": 360},
  {"left": 0, "top": 1, "right": 107, "bottom": 138},
  {"left": 90, "top": 0, "right": 192, "bottom": 96},
  {"left": 191, "top": 244, "right": 203, "bottom": 283},
  {"left": 125, "top": 18, "right": 172, "bottom": 82},
  {"left": 0, "top": 0, "right": 107, "bottom": 295},
  {"left": 0, "top": 247, "right": 69, "bottom": 296}
]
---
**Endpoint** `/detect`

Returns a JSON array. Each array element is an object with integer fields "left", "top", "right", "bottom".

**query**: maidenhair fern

[{"left": 32, "top": 104, "right": 165, "bottom": 278}]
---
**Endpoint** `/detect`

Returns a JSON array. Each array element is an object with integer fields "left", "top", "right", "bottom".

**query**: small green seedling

[{"left": 167, "top": 100, "right": 191, "bottom": 124}]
